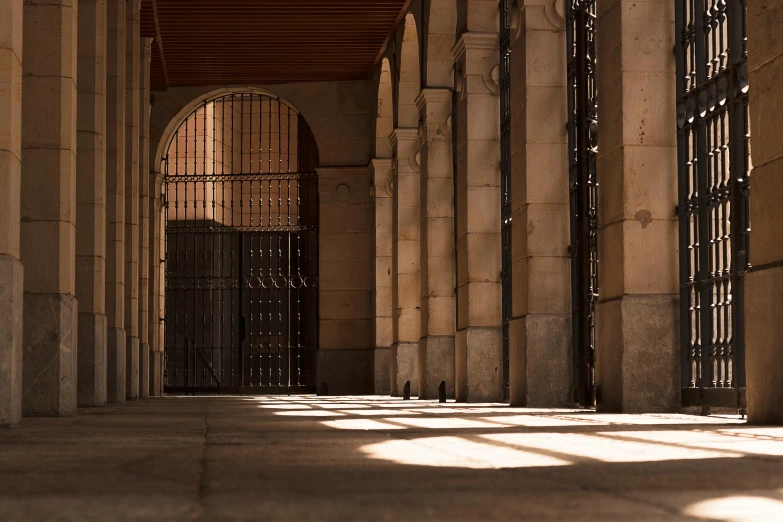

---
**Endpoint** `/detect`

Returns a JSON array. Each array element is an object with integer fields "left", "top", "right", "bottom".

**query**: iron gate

[
  {"left": 163, "top": 93, "right": 319, "bottom": 394},
  {"left": 567, "top": 0, "right": 599, "bottom": 407},
  {"left": 500, "top": 0, "right": 512, "bottom": 395},
  {"left": 675, "top": 0, "right": 750, "bottom": 411}
]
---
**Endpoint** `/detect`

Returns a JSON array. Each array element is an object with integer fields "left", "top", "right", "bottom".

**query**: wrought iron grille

[
  {"left": 163, "top": 93, "right": 319, "bottom": 394},
  {"left": 500, "top": 0, "right": 512, "bottom": 393},
  {"left": 676, "top": 0, "right": 750, "bottom": 411},
  {"left": 567, "top": 0, "right": 599, "bottom": 407}
]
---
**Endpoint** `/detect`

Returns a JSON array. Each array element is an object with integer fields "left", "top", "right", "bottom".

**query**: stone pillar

[
  {"left": 124, "top": 0, "right": 140, "bottom": 399},
  {"left": 76, "top": 0, "right": 108, "bottom": 408},
  {"left": 105, "top": 0, "right": 126, "bottom": 404},
  {"left": 138, "top": 37, "right": 151, "bottom": 398},
  {"left": 149, "top": 171, "right": 163, "bottom": 396},
  {"left": 416, "top": 89, "right": 456, "bottom": 400},
  {"left": 594, "top": 0, "right": 679, "bottom": 412},
  {"left": 507, "top": 2, "right": 572, "bottom": 407},
  {"left": 317, "top": 167, "right": 374, "bottom": 394},
  {"left": 21, "top": 0, "right": 78, "bottom": 416},
  {"left": 452, "top": 33, "right": 503, "bottom": 402},
  {"left": 390, "top": 129, "right": 421, "bottom": 397},
  {"left": 370, "top": 158, "right": 393, "bottom": 395},
  {"left": 745, "top": 1, "right": 783, "bottom": 424},
  {"left": 0, "top": 0, "right": 24, "bottom": 426}
]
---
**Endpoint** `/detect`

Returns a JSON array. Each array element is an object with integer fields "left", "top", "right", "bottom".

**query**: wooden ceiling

[{"left": 140, "top": 0, "right": 409, "bottom": 91}]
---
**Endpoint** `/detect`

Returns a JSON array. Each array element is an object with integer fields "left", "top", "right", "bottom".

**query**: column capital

[
  {"left": 416, "top": 89, "right": 453, "bottom": 142},
  {"left": 390, "top": 128, "right": 420, "bottom": 171},
  {"left": 369, "top": 157, "right": 393, "bottom": 171},
  {"left": 452, "top": 33, "right": 500, "bottom": 98},
  {"left": 369, "top": 159, "right": 394, "bottom": 198},
  {"left": 415, "top": 88, "right": 452, "bottom": 111},
  {"left": 451, "top": 32, "right": 499, "bottom": 62}
]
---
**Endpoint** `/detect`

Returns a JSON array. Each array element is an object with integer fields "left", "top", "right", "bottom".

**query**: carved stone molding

[{"left": 522, "top": 0, "right": 566, "bottom": 32}]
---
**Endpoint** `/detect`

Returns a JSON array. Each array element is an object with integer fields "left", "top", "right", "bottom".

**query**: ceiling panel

[{"left": 141, "top": 0, "right": 408, "bottom": 91}]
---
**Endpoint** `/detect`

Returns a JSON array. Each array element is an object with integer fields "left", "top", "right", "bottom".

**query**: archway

[
  {"left": 396, "top": 13, "right": 421, "bottom": 128},
  {"left": 376, "top": 58, "right": 393, "bottom": 158},
  {"left": 161, "top": 91, "right": 320, "bottom": 393}
]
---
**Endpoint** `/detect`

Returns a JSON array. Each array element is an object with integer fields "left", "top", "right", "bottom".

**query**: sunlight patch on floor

[
  {"left": 360, "top": 436, "right": 573, "bottom": 469},
  {"left": 684, "top": 494, "right": 783, "bottom": 522}
]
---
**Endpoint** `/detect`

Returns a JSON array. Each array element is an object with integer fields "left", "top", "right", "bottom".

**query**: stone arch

[
  {"left": 396, "top": 13, "right": 421, "bottom": 128},
  {"left": 376, "top": 58, "right": 394, "bottom": 158},
  {"left": 153, "top": 86, "right": 311, "bottom": 172},
  {"left": 423, "top": 0, "right": 457, "bottom": 88}
]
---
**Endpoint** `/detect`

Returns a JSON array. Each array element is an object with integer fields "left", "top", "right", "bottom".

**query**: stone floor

[{"left": 1, "top": 396, "right": 783, "bottom": 521}]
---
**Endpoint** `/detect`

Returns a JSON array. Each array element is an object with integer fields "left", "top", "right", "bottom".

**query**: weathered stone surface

[
  {"left": 457, "top": 326, "right": 502, "bottom": 402},
  {"left": 0, "top": 255, "right": 23, "bottom": 425},
  {"left": 509, "top": 314, "right": 572, "bottom": 407},
  {"left": 77, "top": 312, "right": 107, "bottom": 407},
  {"left": 139, "top": 342, "right": 149, "bottom": 399},
  {"left": 22, "top": 293, "right": 78, "bottom": 416},
  {"left": 126, "top": 334, "right": 139, "bottom": 399},
  {"left": 105, "top": 0, "right": 125, "bottom": 343},
  {"left": 106, "top": 326, "right": 125, "bottom": 403},
  {"left": 391, "top": 341, "right": 418, "bottom": 397},
  {"left": 746, "top": 266, "right": 783, "bottom": 424},
  {"left": 76, "top": 0, "right": 107, "bottom": 410},
  {"left": 316, "top": 349, "right": 373, "bottom": 395},
  {"left": 373, "top": 347, "right": 390, "bottom": 395},
  {"left": 418, "top": 335, "right": 455, "bottom": 400},
  {"left": 595, "top": 295, "right": 679, "bottom": 413}
]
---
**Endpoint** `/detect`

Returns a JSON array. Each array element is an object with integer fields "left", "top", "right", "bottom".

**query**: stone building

[
  {"left": 1, "top": 0, "right": 782, "bottom": 424},
  {"left": 2, "top": 1, "right": 783, "bottom": 518}
]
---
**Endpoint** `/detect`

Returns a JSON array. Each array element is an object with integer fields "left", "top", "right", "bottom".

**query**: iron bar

[{"left": 164, "top": 93, "right": 319, "bottom": 393}]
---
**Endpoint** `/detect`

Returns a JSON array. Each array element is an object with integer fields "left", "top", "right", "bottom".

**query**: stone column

[
  {"left": 317, "top": 167, "right": 374, "bottom": 394},
  {"left": 593, "top": 0, "right": 679, "bottom": 412},
  {"left": 745, "top": 1, "right": 783, "bottom": 425},
  {"left": 138, "top": 37, "right": 151, "bottom": 398},
  {"left": 507, "top": 2, "right": 572, "bottom": 407},
  {"left": 452, "top": 33, "right": 503, "bottom": 402},
  {"left": 105, "top": 0, "right": 126, "bottom": 404},
  {"left": 124, "top": 0, "right": 140, "bottom": 399},
  {"left": 0, "top": 0, "right": 24, "bottom": 426},
  {"left": 76, "top": 0, "right": 108, "bottom": 407},
  {"left": 390, "top": 129, "right": 421, "bottom": 397},
  {"left": 416, "top": 88, "right": 456, "bottom": 400},
  {"left": 21, "top": 0, "right": 78, "bottom": 415},
  {"left": 370, "top": 158, "right": 393, "bottom": 395},
  {"left": 149, "top": 171, "right": 163, "bottom": 396}
]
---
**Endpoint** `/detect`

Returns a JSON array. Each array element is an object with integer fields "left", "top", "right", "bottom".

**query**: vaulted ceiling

[{"left": 141, "top": 0, "right": 409, "bottom": 92}]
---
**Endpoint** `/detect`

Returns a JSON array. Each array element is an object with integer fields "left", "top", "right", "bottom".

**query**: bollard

[
  {"left": 439, "top": 381, "right": 446, "bottom": 403},
  {"left": 403, "top": 381, "right": 411, "bottom": 400}
]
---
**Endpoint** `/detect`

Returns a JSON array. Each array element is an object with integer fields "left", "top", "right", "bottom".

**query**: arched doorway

[{"left": 162, "top": 92, "right": 319, "bottom": 393}]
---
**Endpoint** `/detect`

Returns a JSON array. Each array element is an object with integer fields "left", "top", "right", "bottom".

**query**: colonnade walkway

[{"left": 1, "top": 396, "right": 782, "bottom": 521}]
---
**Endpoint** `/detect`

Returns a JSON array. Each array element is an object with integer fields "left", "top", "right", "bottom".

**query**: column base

[
  {"left": 148, "top": 348, "right": 156, "bottom": 397},
  {"left": 139, "top": 343, "right": 150, "bottom": 398},
  {"left": 456, "top": 326, "right": 502, "bottom": 402},
  {"left": 746, "top": 266, "right": 783, "bottom": 425},
  {"left": 77, "top": 312, "right": 107, "bottom": 407},
  {"left": 0, "top": 256, "right": 23, "bottom": 426},
  {"left": 107, "top": 327, "right": 126, "bottom": 403},
  {"left": 126, "top": 335, "right": 139, "bottom": 400},
  {"left": 391, "top": 342, "right": 418, "bottom": 397},
  {"left": 508, "top": 315, "right": 572, "bottom": 407},
  {"left": 374, "top": 347, "right": 390, "bottom": 395},
  {"left": 418, "top": 336, "right": 455, "bottom": 400},
  {"left": 156, "top": 350, "right": 164, "bottom": 396},
  {"left": 316, "top": 349, "right": 373, "bottom": 395},
  {"left": 595, "top": 295, "right": 679, "bottom": 413},
  {"left": 22, "top": 293, "right": 78, "bottom": 416}
]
